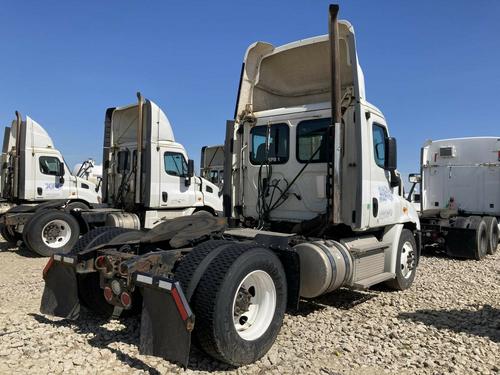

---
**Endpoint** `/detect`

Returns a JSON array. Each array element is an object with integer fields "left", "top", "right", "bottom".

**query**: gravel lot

[{"left": 0, "top": 240, "right": 498, "bottom": 375}]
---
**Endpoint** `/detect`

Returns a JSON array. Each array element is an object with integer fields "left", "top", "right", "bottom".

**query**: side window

[
  {"left": 250, "top": 123, "right": 289, "bottom": 165},
  {"left": 372, "top": 124, "right": 387, "bottom": 169},
  {"left": 39, "top": 156, "right": 61, "bottom": 176},
  {"left": 117, "top": 150, "right": 129, "bottom": 173},
  {"left": 164, "top": 152, "right": 188, "bottom": 177},
  {"left": 209, "top": 170, "right": 219, "bottom": 184},
  {"left": 296, "top": 118, "right": 330, "bottom": 163}
]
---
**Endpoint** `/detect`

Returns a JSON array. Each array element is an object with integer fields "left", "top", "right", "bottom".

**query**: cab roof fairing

[
  {"left": 15, "top": 116, "right": 55, "bottom": 151},
  {"left": 235, "top": 20, "right": 366, "bottom": 121},
  {"left": 110, "top": 99, "right": 175, "bottom": 147}
]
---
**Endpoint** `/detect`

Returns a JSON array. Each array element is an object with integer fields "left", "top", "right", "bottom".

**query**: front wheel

[
  {"left": 385, "top": 229, "right": 417, "bottom": 290},
  {"left": 192, "top": 245, "right": 287, "bottom": 365},
  {"left": 24, "top": 210, "right": 80, "bottom": 257}
]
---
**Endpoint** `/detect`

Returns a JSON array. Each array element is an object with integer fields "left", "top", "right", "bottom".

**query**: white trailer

[
  {"left": 1, "top": 96, "right": 222, "bottom": 256},
  {"left": 41, "top": 5, "right": 420, "bottom": 368},
  {"left": 200, "top": 145, "right": 224, "bottom": 187},
  {"left": 408, "top": 137, "right": 500, "bottom": 259},
  {"left": 0, "top": 112, "right": 100, "bottom": 243}
]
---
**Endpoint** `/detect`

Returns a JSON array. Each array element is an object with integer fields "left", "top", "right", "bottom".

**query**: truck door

[
  {"left": 368, "top": 116, "right": 398, "bottom": 227},
  {"left": 35, "top": 155, "right": 73, "bottom": 200},
  {"left": 159, "top": 149, "right": 196, "bottom": 208}
]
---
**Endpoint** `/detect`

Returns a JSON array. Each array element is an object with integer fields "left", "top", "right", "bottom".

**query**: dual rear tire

[{"left": 176, "top": 241, "right": 287, "bottom": 366}]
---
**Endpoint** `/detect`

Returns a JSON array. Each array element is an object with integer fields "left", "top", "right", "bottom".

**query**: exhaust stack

[
  {"left": 327, "top": 4, "right": 343, "bottom": 225},
  {"left": 135, "top": 92, "right": 144, "bottom": 204}
]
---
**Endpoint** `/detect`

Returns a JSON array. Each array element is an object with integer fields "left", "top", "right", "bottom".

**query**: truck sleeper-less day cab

[
  {"left": 200, "top": 145, "right": 224, "bottom": 188},
  {"left": 41, "top": 5, "right": 420, "bottom": 368},
  {"left": 408, "top": 137, "right": 500, "bottom": 259},
  {"left": 0, "top": 112, "right": 100, "bottom": 251},
  {"left": 1, "top": 96, "right": 222, "bottom": 257}
]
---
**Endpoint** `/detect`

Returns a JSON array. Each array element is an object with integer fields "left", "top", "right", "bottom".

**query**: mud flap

[
  {"left": 445, "top": 227, "right": 477, "bottom": 259},
  {"left": 40, "top": 256, "right": 80, "bottom": 320},
  {"left": 136, "top": 273, "right": 194, "bottom": 368}
]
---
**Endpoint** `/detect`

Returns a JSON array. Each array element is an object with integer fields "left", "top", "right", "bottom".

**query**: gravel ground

[{"left": 0, "top": 240, "right": 498, "bottom": 375}]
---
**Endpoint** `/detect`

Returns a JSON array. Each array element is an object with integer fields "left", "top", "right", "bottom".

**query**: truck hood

[{"left": 235, "top": 20, "right": 365, "bottom": 117}]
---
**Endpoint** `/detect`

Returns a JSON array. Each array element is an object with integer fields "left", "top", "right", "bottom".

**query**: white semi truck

[
  {"left": 0, "top": 112, "right": 100, "bottom": 244},
  {"left": 408, "top": 137, "right": 500, "bottom": 259},
  {"left": 1, "top": 95, "right": 222, "bottom": 256},
  {"left": 200, "top": 145, "right": 224, "bottom": 187},
  {"left": 41, "top": 5, "right": 420, "bottom": 368}
]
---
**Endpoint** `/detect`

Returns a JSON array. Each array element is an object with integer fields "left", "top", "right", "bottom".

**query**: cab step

[{"left": 352, "top": 272, "right": 395, "bottom": 290}]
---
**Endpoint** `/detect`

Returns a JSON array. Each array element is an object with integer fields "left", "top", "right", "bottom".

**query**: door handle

[
  {"left": 372, "top": 197, "right": 378, "bottom": 217},
  {"left": 162, "top": 192, "right": 168, "bottom": 202},
  {"left": 37, "top": 187, "right": 43, "bottom": 196}
]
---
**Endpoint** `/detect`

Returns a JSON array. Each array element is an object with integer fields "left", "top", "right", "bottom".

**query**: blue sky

[{"left": 1, "top": 0, "right": 499, "bottom": 176}]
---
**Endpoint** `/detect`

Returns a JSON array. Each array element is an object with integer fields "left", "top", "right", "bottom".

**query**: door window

[
  {"left": 250, "top": 124, "right": 289, "bottom": 165},
  {"left": 164, "top": 152, "right": 188, "bottom": 177},
  {"left": 296, "top": 118, "right": 330, "bottom": 163},
  {"left": 39, "top": 156, "right": 61, "bottom": 176},
  {"left": 372, "top": 124, "right": 387, "bottom": 169}
]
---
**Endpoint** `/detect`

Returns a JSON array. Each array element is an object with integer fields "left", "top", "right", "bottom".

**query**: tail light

[
  {"left": 120, "top": 292, "right": 131, "bottom": 308},
  {"left": 95, "top": 255, "right": 106, "bottom": 269}
]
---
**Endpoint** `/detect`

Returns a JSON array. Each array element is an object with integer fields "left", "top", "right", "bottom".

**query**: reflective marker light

[{"left": 103, "top": 286, "right": 113, "bottom": 302}]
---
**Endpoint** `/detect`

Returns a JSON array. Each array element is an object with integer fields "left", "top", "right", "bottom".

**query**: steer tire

[
  {"left": 0, "top": 223, "right": 21, "bottom": 244},
  {"left": 469, "top": 217, "right": 488, "bottom": 260},
  {"left": 385, "top": 229, "right": 418, "bottom": 291},
  {"left": 483, "top": 216, "right": 499, "bottom": 255},
  {"left": 70, "top": 227, "right": 133, "bottom": 318},
  {"left": 24, "top": 209, "right": 80, "bottom": 257},
  {"left": 191, "top": 244, "right": 287, "bottom": 365}
]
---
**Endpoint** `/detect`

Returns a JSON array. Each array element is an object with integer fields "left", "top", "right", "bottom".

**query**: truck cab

[
  {"left": 200, "top": 145, "right": 224, "bottom": 188},
  {"left": 101, "top": 96, "right": 222, "bottom": 228},
  {"left": 1, "top": 113, "right": 100, "bottom": 205},
  {"left": 228, "top": 27, "right": 418, "bottom": 234}
]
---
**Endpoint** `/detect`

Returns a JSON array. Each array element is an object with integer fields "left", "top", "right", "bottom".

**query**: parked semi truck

[
  {"left": 407, "top": 137, "right": 500, "bottom": 260},
  {"left": 72, "top": 159, "right": 103, "bottom": 187},
  {"left": 41, "top": 5, "right": 420, "bottom": 368},
  {"left": 0, "top": 112, "right": 100, "bottom": 245},
  {"left": 200, "top": 145, "right": 224, "bottom": 187},
  {"left": 1, "top": 95, "right": 222, "bottom": 256}
]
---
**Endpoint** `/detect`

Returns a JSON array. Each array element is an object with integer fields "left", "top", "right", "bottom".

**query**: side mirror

[
  {"left": 385, "top": 137, "right": 397, "bottom": 171},
  {"left": 185, "top": 159, "right": 194, "bottom": 187},
  {"left": 187, "top": 159, "right": 194, "bottom": 178},
  {"left": 57, "top": 162, "right": 65, "bottom": 184},
  {"left": 408, "top": 173, "right": 421, "bottom": 184}
]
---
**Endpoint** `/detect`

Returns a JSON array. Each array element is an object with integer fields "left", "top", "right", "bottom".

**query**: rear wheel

[
  {"left": 483, "top": 216, "right": 499, "bottom": 255},
  {"left": 385, "top": 229, "right": 417, "bottom": 290},
  {"left": 191, "top": 245, "right": 287, "bottom": 365},
  {"left": 24, "top": 209, "right": 80, "bottom": 257},
  {"left": 0, "top": 223, "right": 21, "bottom": 244},
  {"left": 469, "top": 216, "right": 488, "bottom": 260}
]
